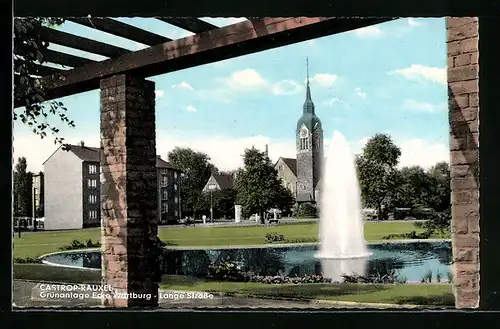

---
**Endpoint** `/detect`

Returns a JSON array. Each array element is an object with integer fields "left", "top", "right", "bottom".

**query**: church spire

[{"left": 303, "top": 57, "right": 315, "bottom": 114}]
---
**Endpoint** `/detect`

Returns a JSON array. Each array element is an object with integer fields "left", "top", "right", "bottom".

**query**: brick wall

[
  {"left": 100, "top": 74, "right": 159, "bottom": 307},
  {"left": 446, "top": 17, "right": 480, "bottom": 309}
]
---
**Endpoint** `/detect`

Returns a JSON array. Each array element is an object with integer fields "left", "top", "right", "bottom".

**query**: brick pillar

[
  {"left": 100, "top": 74, "right": 159, "bottom": 307},
  {"left": 446, "top": 17, "right": 480, "bottom": 309}
]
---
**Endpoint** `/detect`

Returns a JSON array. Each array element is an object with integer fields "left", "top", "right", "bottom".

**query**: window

[
  {"left": 88, "top": 179, "right": 97, "bottom": 188},
  {"left": 161, "top": 202, "right": 167, "bottom": 213},
  {"left": 89, "top": 210, "right": 98, "bottom": 219},
  {"left": 89, "top": 194, "right": 98, "bottom": 204},
  {"left": 161, "top": 175, "right": 168, "bottom": 187},
  {"left": 174, "top": 197, "right": 179, "bottom": 204},
  {"left": 174, "top": 183, "right": 178, "bottom": 191},
  {"left": 300, "top": 136, "right": 309, "bottom": 150},
  {"left": 89, "top": 164, "right": 97, "bottom": 174},
  {"left": 162, "top": 190, "right": 168, "bottom": 200},
  {"left": 161, "top": 168, "right": 167, "bottom": 174},
  {"left": 175, "top": 210, "right": 178, "bottom": 216},
  {"left": 315, "top": 138, "right": 321, "bottom": 150},
  {"left": 174, "top": 172, "right": 178, "bottom": 179}
]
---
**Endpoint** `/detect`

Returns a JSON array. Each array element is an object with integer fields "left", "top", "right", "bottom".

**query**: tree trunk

[{"left": 377, "top": 204, "right": 383, "bottom": 221}]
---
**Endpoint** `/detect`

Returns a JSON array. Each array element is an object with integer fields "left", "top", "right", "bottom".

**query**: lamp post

[
  {"left": 208, "top": 184, "right": 216, "bottom": 223},
  {"left": 32, "top": 187, "right": 37, "bottom": 231}
]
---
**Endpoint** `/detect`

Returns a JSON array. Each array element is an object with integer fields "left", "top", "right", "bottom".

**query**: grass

[
  {"left": 13, "top": 221, "right": 427, "bottom": 259},
  {"left": 13, "top": 264, "right": 454, "bottom": 307}
]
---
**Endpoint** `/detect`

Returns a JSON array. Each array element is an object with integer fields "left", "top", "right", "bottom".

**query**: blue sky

[{"left": 13, "top": 17, "right": 449, "bottom": 172}]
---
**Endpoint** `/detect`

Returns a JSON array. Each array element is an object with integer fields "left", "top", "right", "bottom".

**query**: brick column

[
  {"left": 446, "top": 17, "right": 480, "bottom": 309},
  {"left": 100, "top": 74, "right": 159, "bottom": 307}
]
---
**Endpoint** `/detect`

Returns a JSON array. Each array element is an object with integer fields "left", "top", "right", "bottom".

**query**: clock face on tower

[{"left": 300, "top": 128, "right": 308, "bottom": 138}]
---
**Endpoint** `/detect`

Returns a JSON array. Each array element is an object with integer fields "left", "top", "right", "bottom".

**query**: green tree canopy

[
  {"left": 167, "top": 147, "right": 218, "bottom": 218},
  {"left": 14, "top": 18, "right": 74, "bottom": 146},
  {"left": 235, "top": 147, "right": 294, "bottom": 222},
  {"left": 13, "top": 157, "right": 33, "bottom": 217},
  {"left": 356, "top": 133, "right": 401, "bottom": 219}
]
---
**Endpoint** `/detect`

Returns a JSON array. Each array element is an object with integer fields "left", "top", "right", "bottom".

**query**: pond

[{"left": 40, "top": 241, "right": 452, "bottom": 282}]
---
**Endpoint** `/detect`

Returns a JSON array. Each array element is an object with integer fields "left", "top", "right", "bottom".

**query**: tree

[
  {"left": 235, "top": 147, "right": 292, "bottom": 223},
  {"left": 200, "top": 188, "right": 237, "bottom": 219},
  {"left": 13, "top": 157, "right": 33, "bottom": 217},
  {"left": 355, "top": 133, "right": 401, "bottom": 219},
  {"left": 167, "top": 147, "right": 218, "bottom": 219},
  {"left": 14, "top": 18, "right": 75, "bottom": 146},
  {"left": 427, "top": 161, "right": 451, "bottom": 212}
]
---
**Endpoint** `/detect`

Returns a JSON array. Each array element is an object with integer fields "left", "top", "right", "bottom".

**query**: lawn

[
  {"left": 13, "top": 264, "right": 454, "bottom": 307},
  {"left": 13, "top": 221, "right": 426, "bottom": 259}
]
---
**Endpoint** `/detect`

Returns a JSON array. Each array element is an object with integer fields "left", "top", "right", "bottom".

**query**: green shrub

[
  {"left": 13, "top": 257, "right": 42, "bottom": 264},
  {"left": 208, "top": 261, "right": 246, "bottom": 282},
  {"left": 342, "top": 269, "right": 402, "bottom": 284},
  {"left": 265, "top": 232, "right": 285, "bottom": 243},
  {"left": 296, "top": 203, "right": 317, "bottom": 218},
  {"left": 60, "top": 239, "right": 100, "bottom": 251}
]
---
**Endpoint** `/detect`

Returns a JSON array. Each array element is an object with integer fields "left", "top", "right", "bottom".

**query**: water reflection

[
  {"left": 320, "top": 257, "right": 368, "bottom": 282},
  {"left": 41, "top": 241, "right": 452, "bottom": 282}
]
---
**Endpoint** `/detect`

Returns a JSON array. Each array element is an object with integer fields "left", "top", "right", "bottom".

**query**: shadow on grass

[
  {"left": 393, "top": 294, "right": 455, "bottom": 307},
  {"left": 13, "top": 264, "right": 100, "bottom": 284}
]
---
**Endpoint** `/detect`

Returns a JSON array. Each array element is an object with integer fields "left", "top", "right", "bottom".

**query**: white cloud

[
  {"left": 135, "top": 42, "right": 149, "bottom": 50},
  {"left": 355, "top": 88, "right": 367, "bottom": 99},
  {"left": 270, "top": 80, "right": 303, "bottom": 95},
  {"left": 306, "top": 73, "right": 338, "bottom": 87},
  {"left": 402, "top": 99, "right": 447, "bottom": 112},
  {"left": 14, "top": 130, "right": 449, "bottom": 175},
  {"left": 353, "top": 25, "right": 383, "bottom": 38},
  {"left": 172, "top": 82, "right": 194, "bottom": 90},
  {"left": 350, "top": 136, "right": 448, "bottom": 169},
  {"left": 200, "top": 17, "right": 247, "bottom": 27},
  {"left": 388, "top": 64, "right": 447, "bottom": 85},
  {"left": 407, "top": 18, "right": 423, "bottom": 27},
  {"left": 223, "top": 69, "right": 303, "bottom": 96},
  {"left": 185, "top": 105, "right": 197, "bottom": 112},
  {"left": 225, "top": 69, "right": 268, "bottom": 91},
  {"left": 322, "top": 97, "right": 340, "bottom": 107},
  {"left": 155, "top": 90, "right": 164, "bottom": 99}
]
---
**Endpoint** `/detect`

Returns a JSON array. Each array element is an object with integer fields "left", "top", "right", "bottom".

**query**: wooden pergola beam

[
  {"left": 38, "top": 27, "right": 130, "bottom": 58},
  {"left": 41, "top": 49, "right": 97, "bottom": 68},
  {"left": 16, "top": 17, "right": 395, "bottom": 108},
  {"left": 155, "top": 17, "right": 218, "bottom": 34},
  {"left": 68, "top": 17, "right": 172, "bottom": 46}
]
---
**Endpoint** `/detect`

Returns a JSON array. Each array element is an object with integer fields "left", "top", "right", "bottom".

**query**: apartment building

[{"left": 43, "top": 142, "right": 181, "bottom": 230}]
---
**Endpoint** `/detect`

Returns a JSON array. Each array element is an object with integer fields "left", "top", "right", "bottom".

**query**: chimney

[
  {"left": 80, "top": 141, "right": 85, "bottom": 147},
  {"left": 265, "top": 144, "right": 269, "bottom": 157}
]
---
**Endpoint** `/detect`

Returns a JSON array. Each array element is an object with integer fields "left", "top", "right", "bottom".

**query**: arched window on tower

[{"left": 299, "top": 127, "right": 309, "bottom": 151}]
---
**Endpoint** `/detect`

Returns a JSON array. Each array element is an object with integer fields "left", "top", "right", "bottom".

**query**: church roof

[
  {"left": 281, "top": 157, "right": 297, "bottom": 176},
  {"left": 297, "top": 58, "right": 322, "bottom": 131}
]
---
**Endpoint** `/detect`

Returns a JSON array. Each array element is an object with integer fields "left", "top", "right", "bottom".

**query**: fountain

[{"left": 316, "top": 131, "right": 371, "bottom": 279}]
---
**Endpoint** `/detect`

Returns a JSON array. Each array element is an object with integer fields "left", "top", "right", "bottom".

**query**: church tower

[{"left": 296, "top": 58, "right": 324, "bottom": 203}]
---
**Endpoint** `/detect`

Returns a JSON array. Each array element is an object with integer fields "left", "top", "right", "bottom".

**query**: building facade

[
  {"left": 202, "top": 172, "right": 235, "bottom": 192},
  {"left": 275, "top": 157, "right": 297, "bottom": 197},
  {"left": 31, "top": 172, "right": 44, "bottom": 218},
  {"left": 43, "top": 142, "right": 181, "bottom": 230},
  {"left": 157, "top": 157, "right": 182, "bottom": 224}
]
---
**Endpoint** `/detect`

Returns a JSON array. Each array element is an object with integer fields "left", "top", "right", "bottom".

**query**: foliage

[
  {"left": 247, "top": 274, "right": 332, "bottom": 284},
  {"left": 13, "top": 257, "right": 43, "bottom": 264},
  {"left": 264, "top": 233, "right": 318, "bottom": 244},
  {"left": 235, "top": 147, "right": 293, "bottom": 222},
  {"left": 295, "top": 203, "right": 317, "bottom": 218},
  {"left": 59, "top": 239, "right": 101, "bottom": 251},
  {"left": 13, "top": 157, "right": 33, "bottom": 217},
  {"left": 207, "top": 261, "right": 246, "bottom": 282},
  {"left": 14, "top": 18, "right": 75, "bottom": 145},
  {"left": 355, "top": 134, "right": 401, "bottom": 219},
  {"left": 341, "top": 269, "right": 404, "bottom": 284},
  {"left": 420, "top": 208, "right": 451, "bottom": 235},
  {"left": 265, "top": 232, "right": 285, "bottom": 243},
  {"left": 199, "top": 188, "right": 237, "bottom": 219},
  {"left": 167, "top": 147, "right": 218, "bottom": 219},
  {"left": 421, "top": 269, "right": 433, "bottom": 283}
]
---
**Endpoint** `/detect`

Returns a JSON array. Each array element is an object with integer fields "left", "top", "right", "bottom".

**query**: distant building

[
  {"left": 202, "top": 173, "right": 235, "bottom": 192},
  {"left": 157, "top": 156, "right": 182, "bottom": 224},
  {"left": 32, "top": 172, "right": 44, "bottom": 218},
  {"left": 43, "top": 142, "right": 181, "bottom": 230},
  {"left": 275, "top": 157, "right": 297, "bottom": 197}
]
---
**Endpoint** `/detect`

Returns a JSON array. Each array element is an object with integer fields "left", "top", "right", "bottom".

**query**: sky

[{"left": 13, "top": 17, "right": 449, "bottom": 173}]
